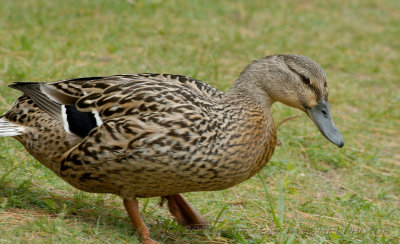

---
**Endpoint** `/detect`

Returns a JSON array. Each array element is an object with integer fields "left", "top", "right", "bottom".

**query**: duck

[{"left": 0, "top": 54, "right": 344, "bottom": 243}]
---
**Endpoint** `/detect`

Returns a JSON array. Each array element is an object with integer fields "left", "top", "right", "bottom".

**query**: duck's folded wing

[{"left": 9, "top": 74, "right": 219, "bottom": 139}]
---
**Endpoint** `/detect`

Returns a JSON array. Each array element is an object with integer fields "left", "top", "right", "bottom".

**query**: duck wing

[
  {"left": 9, "top": 74, "right": 223, "bottom": 138},
  {"left": 58, "top": 76, "right": 222, "bottom": 194}
]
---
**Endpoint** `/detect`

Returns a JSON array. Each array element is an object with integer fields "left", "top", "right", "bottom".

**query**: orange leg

[
  {"left": 123, "top": 198, "right": 159, "bottom": 244},
  {"left": 166, "top": 194, "right": 208, "bottom": 229}
]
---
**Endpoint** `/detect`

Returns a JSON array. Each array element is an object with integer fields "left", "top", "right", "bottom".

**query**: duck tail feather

[{"left": 0, "top": 117, "right": 25, "bottom": 137}]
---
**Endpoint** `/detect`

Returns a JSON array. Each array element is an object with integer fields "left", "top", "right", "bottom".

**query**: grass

[{"left": 0, "top": 0, "right": 399, "bottom": 243}]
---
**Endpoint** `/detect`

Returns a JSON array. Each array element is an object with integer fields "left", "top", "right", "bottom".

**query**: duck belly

[{"left": 58, "top": 157, "right": 259, "bottom": 198}]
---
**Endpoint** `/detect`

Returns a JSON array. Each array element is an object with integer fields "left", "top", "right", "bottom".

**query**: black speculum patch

[{"left": 65, "top": 105, "right": 97, "bottom": 137}]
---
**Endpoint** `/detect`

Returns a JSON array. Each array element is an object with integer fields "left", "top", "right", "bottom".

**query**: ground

[{"left": 0, "top": 0, "right": 399, "bottom": 243}]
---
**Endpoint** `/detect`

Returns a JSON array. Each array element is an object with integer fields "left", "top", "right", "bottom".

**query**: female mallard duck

[{"left": 0, "top": 54, "right": 343, "bottom": 243}]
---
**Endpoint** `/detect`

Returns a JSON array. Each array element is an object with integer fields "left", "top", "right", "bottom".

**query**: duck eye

[{"left": 301, "top": 75, "right": 311, "bottom": 85}]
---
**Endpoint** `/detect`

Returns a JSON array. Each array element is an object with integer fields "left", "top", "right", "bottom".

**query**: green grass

[{"left": 0, "top": 0, "right": 399, "bottom": 243}]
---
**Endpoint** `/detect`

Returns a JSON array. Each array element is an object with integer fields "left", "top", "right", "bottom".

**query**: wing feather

[
  {"left": 8, "top": 74, "right": 223, "bottom": 138},
  {"left": 9, "top": 82, "right": 63, "bottom": 121}
]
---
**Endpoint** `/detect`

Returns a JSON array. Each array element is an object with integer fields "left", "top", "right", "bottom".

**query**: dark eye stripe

[{"left": 287, "top": 65, "right": 322, "bottom": 100}]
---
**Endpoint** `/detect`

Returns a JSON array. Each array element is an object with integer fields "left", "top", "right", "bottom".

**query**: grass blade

[
  {"left": 257, "top": 173, "right": 281, "bottom": 229},
  {"left": 278, "top": 180, "right": 284, "bottom": 227}
]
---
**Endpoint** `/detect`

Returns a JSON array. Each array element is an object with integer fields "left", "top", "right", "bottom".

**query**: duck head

[{"left": 236, "top": 54, "right": 344, "bottom": 147}]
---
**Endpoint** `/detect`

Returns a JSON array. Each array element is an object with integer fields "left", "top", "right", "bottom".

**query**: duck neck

[
  {"left": 223, "top": 77, "right": 273, "bottom": 110},
  {"left": 218, "top": 79, "right": 277, "bottom": 185}
]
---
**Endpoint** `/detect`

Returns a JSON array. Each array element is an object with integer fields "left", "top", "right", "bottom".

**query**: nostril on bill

[{"left": 321, "top": 109, "right": 328, "bottom": 118}]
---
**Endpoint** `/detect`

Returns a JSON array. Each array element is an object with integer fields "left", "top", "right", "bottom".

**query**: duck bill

[{"left": 306, "top": 99, "right": 344, "bottom": 147}]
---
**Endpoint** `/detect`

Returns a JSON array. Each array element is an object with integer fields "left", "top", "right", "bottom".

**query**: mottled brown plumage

[{"left": 0, "top": 54, "right": 343, "bottom": 243}]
